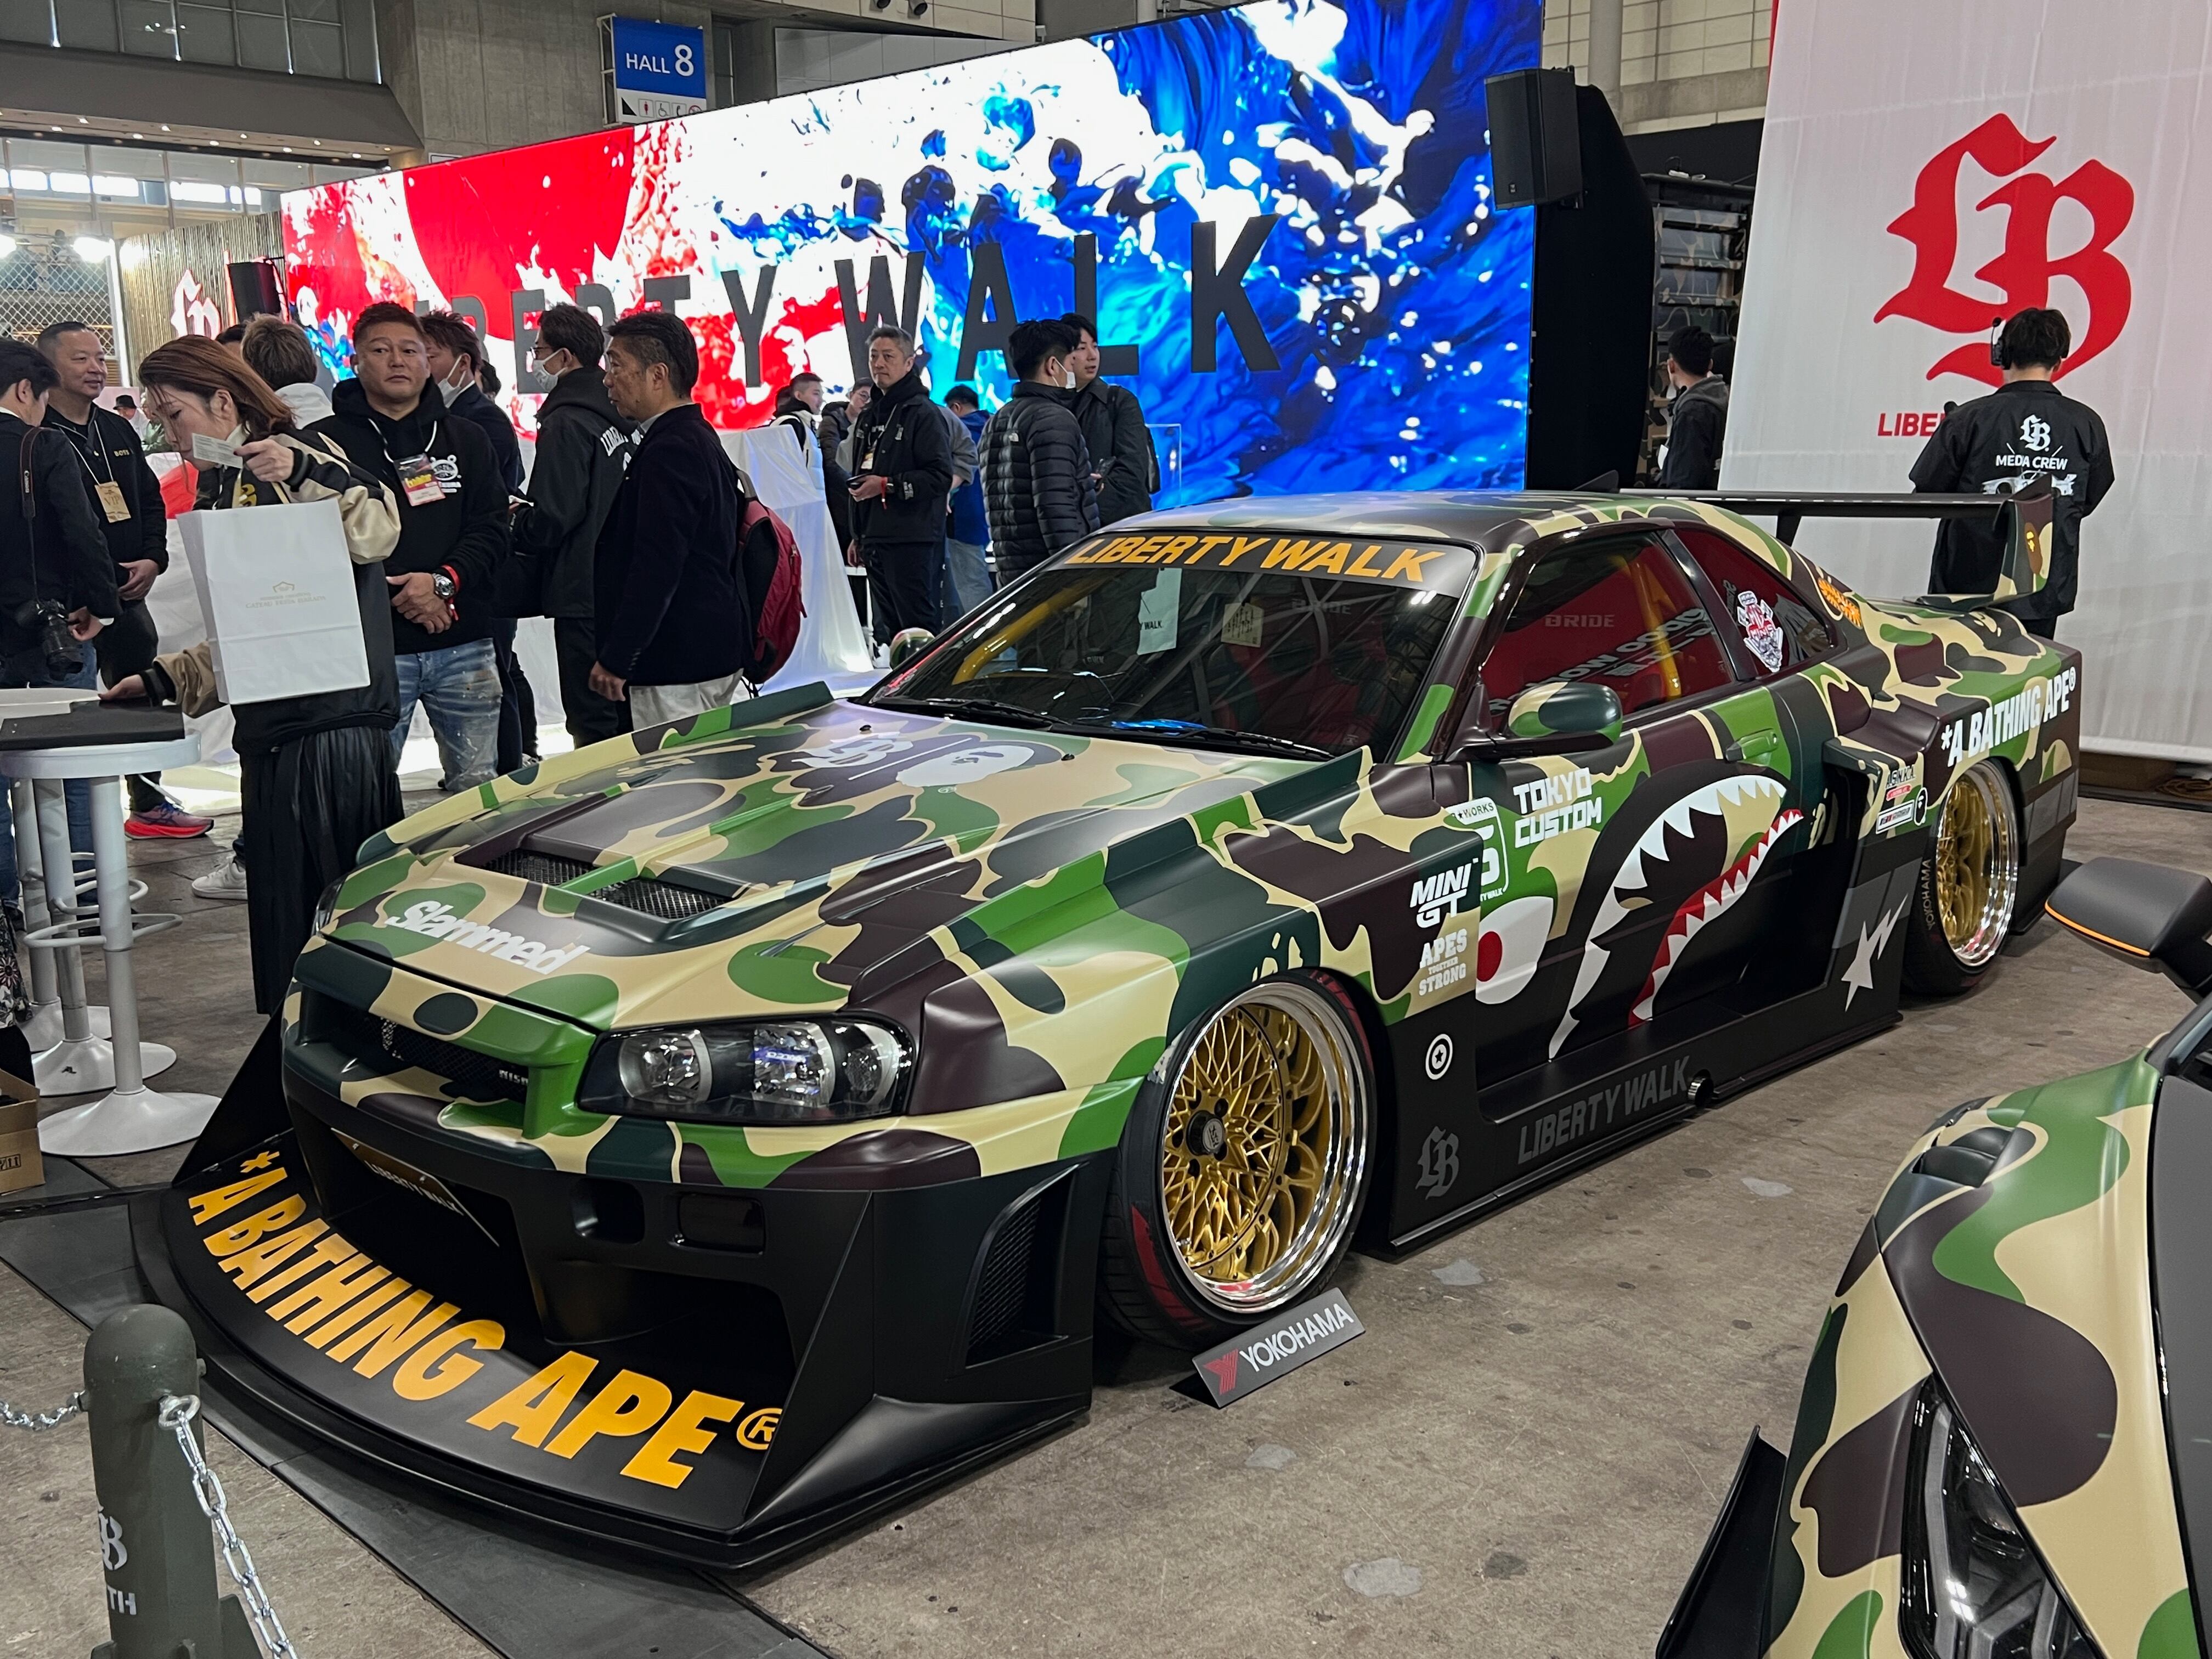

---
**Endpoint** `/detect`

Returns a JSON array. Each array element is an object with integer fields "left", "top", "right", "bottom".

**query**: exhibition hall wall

[
  {"left": 1729, "top": 0, "right": 2211, "bottom": 760},
  {"left": 280, "top": 0, "right": 1539, "bottom": 507}
]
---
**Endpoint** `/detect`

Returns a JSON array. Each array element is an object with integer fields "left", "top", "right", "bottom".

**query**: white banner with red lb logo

[{"left": 1726, "top": 1, "right": 2212, "bottom": 760}]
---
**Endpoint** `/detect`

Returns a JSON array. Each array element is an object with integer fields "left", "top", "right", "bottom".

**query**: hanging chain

[
  {"left": 0, "top": 1390, "right": 86, "bottom": 1431},
  {"left": 157, "top": 1393, "right": 298, "bottom": 1659}
]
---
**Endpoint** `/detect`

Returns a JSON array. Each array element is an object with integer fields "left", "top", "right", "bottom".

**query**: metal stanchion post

[{"left": 81, "top": 1305, "right": 263, "bottom": 1659}]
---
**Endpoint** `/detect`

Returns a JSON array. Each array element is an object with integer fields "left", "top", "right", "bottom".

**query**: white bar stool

[{"left": 3, "top": 734, "right": 218, "bottom": 1156}]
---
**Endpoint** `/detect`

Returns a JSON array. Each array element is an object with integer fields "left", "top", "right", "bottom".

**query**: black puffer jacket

[{"left": 980, "top": 382, "right": 1099, "bottom": 583}]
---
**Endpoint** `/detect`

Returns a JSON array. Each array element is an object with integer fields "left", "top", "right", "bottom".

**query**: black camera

[{"left": 14, "top": 599, "right": 80, "bottom": 680}]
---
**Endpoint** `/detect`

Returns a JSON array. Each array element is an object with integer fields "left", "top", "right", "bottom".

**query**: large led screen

[{"left": 283, "top": 0, "right": 1537, "bottom": 503}]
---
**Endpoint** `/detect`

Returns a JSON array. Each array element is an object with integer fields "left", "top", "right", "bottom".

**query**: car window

[
  {"left": 874, "top": 558, "right": 1465, "bottom": 758},
  {"left": 1672, "top": 525, "right": 1833, "bottom": 676},
  {"left": 1480, "top": 533, "right": 1735, "bottom": 724}
]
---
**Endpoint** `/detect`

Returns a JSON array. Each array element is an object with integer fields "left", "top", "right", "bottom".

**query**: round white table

[{"left": 2, "top": 734, "right": 219, "bottom": 1156}]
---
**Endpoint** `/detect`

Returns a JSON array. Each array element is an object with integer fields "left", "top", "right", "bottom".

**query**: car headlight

[
  {"left": 577, "top": 1019, "right": 910, "bottom": 1125},
  {"left": 1903, "top": 1384, "right": 2099, "bottom": 1658}
]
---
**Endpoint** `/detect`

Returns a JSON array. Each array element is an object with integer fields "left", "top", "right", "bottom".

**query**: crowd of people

[{"left": 0, "top": 299, "right": 1161, "bottom": 1031}]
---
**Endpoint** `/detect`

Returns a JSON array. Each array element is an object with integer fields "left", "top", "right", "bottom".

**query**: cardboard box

[{"left": 0, "top": 1067, "right": 43, "bottom": 1195}]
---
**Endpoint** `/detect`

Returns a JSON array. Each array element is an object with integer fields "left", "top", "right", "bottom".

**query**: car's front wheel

[
  {"left": 1098, "top": 974, "right": 1375, "bottom": 1350},
  {"left": 1904, "top": 758, "right": 2022, "bottom": 995}
]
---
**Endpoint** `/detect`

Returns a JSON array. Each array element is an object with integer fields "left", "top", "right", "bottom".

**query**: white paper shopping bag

[{"left": 178, "top": 498, "right": 370, "bottom": 706}]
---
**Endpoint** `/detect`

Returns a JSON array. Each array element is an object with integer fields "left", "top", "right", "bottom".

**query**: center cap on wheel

[{"left": 1187, "top": 1109, "right": 1228, "bottom": 1159}]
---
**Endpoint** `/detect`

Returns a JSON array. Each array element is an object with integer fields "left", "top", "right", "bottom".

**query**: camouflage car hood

[
  {"left": 323, "top": 693, "right": 1301, "bottom": 1034},
  {"left": 1763, "top": 1062, "right": 2197, "bottom": 1658}
]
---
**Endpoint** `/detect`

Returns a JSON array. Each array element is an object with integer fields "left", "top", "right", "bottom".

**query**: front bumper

[{"left": 148, "top": 963, "right": 1109, "bottom": 1565}]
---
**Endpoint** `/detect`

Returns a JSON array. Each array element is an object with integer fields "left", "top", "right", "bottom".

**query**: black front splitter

[{"left": 136, "top": 1146, "right": 1089, "bottom": 1571}]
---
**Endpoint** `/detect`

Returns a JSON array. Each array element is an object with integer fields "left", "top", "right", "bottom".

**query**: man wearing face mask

[
  {"left": 979, "top": 319, "right": 1099, "bottom": 585},
  {"left": 421, "top": 308, "right": 537, "bottom": 769},
  {"left": 511, "top": 303, "right": 633, "bottom": 747}
]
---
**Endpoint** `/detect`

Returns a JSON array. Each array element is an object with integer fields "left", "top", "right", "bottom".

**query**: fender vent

[{"left": 964, "top": 1178, "right": 1070, "bottom": 1366}]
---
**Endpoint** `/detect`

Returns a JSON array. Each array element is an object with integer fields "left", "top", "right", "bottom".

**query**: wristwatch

[{"left": 430, "top": 571, "right": 458, "bottom": 603}]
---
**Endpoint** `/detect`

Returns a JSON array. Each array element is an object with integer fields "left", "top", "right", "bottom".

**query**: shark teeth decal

[
  {"left": 1551, "top": 775, "right": 1793, "bottom": 1058},
  {"left": 1630, "top": 809, "right": 1803, "bottom": 1024}
]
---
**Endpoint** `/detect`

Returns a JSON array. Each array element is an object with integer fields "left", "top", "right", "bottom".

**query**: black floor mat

[{"left": 0, "top": 1159, "right": 824, "bottom": 1659}]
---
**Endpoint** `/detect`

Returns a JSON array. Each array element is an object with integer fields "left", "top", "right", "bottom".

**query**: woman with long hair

[{"left": 101, "top": 336, "right": 405, "bottom": 1012}]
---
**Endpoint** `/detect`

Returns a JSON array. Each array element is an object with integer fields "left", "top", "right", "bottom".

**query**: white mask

[
  {"left": 533, "top": 349, "right": 568, "bottom": 383},
  {"left": 436, "top": 364, "right": 473, "bottom": 405}
]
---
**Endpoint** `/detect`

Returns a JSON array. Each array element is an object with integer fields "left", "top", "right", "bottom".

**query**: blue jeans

[
  {"left": 390, "top": 637, "right": 501, "bottom": 794},
  {"left": 0, "top": 640, "right": 98, "bottom": 905},
  {"left": 945, "top": 539, "right": 994, "bottom": 624}
]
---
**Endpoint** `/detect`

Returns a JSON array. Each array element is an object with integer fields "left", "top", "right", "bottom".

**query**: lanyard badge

[
  {"left": 94, "top": 480, "right": 130, "bottom": 522},
  {"left": 397, "top": 453, "right": 443, "bottom": 508}
]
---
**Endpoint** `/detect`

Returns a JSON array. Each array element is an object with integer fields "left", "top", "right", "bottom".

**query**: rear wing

[{"left": 1624, "top": 480, "right": 2056, "bottom": 607}]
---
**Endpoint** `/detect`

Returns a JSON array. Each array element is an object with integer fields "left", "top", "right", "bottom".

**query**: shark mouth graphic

[
  {"left": 1551, "top": 775, "right": 1795, "bottom": 1057},
  {"left": 1630, "top": 808, "right": 1802, "bottom": 1023}
]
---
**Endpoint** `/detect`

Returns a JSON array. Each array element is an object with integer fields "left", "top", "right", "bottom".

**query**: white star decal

[{"left": 1842, "top": 901, "right": 1908, "bottom": 1008}]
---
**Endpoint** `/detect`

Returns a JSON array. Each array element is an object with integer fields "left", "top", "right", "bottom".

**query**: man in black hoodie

[
  {"left": 315, "top": 302, "right": 511, "bottom": 792},
  {"left": 591, "top": 311, "right": 751, "bottom": 727},
  {"left": 848, "top": 326, "right": 952, "bottom": 640},
  {"left": 512, "top": 303, "right": 633, "bottom": 747},
  {"left": 980, "top": 319, "right": 1099, "bottom": 584}
]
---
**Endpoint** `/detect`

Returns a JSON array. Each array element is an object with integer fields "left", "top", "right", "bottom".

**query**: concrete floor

[{"left": 2, "top": 796, "right": 2206, "bottom": 1658}]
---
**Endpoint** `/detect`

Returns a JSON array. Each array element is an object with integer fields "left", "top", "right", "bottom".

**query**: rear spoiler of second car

[{"left": 1624, "top": 479, "right": 2056, "bottom": 609}]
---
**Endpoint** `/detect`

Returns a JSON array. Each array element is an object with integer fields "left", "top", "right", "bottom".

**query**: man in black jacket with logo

[
  {"left": 1063, "top": 313, "right": 1155, "bottom": 527},
  {"left": 314, "top": 302, "right": 511, "bottom": 792},
  {"left": 848, "top": 326, "right": 952, "bottom": 641},
  {"left": 36, "top": 319, "right": 211, "bottom": 838},
  {"left": 590, "top": 311, "right": 751, "bottom": 728},
  {"left": 981, "top": 319, "right": 1100, "bottom": 584},
  {"left": 512, "top": 303, "right": 633, "bottom": 747},
  {"left": 1911, "top": 307, "right": 2114, "bottom": 641},
  {"left": 0, "top": 339, "right": 115, "bottom": 900}
]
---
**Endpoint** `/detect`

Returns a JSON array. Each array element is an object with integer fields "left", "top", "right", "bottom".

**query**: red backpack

[{"left": 740, "top": 495, "right": 806, "bottom": 682}]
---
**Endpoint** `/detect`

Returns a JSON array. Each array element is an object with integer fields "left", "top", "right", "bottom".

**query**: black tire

[
  {"left": 1903, "top": 759, "right": 2023, "bottom": 996},
  {"left": 1098, "top": 972, "right": 1376, "bottom": 1350}
]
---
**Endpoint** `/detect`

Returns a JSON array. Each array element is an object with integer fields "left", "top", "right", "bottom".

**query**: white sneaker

[{"left": 191, "top": 853, "right": 249, "bottom": 901}]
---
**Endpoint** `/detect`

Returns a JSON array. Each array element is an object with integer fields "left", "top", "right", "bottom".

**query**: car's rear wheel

[
  {"left": 1904, "top": 759, "right": 2022, "bottom": 995},
  {"left": 1098, "top": 974, "right": 1375, "bottom": 1350}
]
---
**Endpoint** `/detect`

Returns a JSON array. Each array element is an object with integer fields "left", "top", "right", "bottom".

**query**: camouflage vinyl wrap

[
  {"left": 284, "top": 495, "right": 2081, "bottom": 1210},
  {"left": 1762, "top": 1060, "right": 2201, "bottom": 1659}
]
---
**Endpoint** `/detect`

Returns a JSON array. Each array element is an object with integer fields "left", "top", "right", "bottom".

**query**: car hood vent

[{"left": 467, "top": 844, "right": 737, "bottom": 922}]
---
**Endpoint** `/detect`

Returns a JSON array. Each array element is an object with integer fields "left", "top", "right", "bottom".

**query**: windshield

[{"left": 871, "top": 531, "right": 1472, "bottom": 758}]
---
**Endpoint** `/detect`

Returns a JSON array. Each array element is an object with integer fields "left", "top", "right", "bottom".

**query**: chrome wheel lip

[
  {"left": 1938, "top": 761, "right": 2019, "bottom": 970},
  {"left": 1159, "top": 980, "right": 1370, "bottom": 1316}
]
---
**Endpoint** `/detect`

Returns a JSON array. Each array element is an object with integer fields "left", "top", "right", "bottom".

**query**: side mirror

[
  {"left": 887, "top": 626, "right": 936, "bottom": 670},
  {"left": 2047, "top": 857, "right": 2212, "bottom": 997},
  {"left": 1449, "top": 680, "right": 1623, "bottom": 763},
  {"left": 1505, "top": 681, "right": 1623, "bottom": 744}
]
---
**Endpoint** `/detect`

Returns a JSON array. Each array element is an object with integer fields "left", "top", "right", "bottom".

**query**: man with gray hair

[{"left": 846, "top": 325, "right": 952, "bottom": 642}]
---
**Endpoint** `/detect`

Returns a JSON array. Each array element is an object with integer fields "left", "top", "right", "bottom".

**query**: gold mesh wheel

[
  {"left": 1157, "top": 981, "right": 1369, "bottom": 1314},
  {"left": 1934, "top": 761, "right": 2019, "bottom": 970}
]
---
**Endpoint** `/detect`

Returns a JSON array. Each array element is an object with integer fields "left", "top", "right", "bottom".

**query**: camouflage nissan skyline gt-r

[
  {"left": 1658, "top": 857, "right": 2212, "bottom": 1659},
  {"left": 146, "top": 486, "right": 2081, "bottom": 1564}
]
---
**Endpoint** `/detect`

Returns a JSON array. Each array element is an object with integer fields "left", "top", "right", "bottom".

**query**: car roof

[{"left": 1116, "top": 492, "right": 1707, "bottom": 554}]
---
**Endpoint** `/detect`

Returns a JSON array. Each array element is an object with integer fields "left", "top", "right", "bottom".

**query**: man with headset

[{"left": 1910, "top": 307, "right": 2114, "bottom": 641}]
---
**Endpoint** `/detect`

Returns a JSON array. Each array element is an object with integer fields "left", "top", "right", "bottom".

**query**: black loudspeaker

[
  {"left": 227, "top": 259, "right": 284, "bottom": 321},
  {"left": 1486, "top": 67, "right": 1583, "bottom": 207},
  {"left": 1524, "top": 83, "right": 1654, "bottom": 489}
]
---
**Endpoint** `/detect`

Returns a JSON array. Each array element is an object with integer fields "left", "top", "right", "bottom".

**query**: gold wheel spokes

[
  {"left": 1158, "top": 982, "right": 1370, "bottom": 1314},
  {"left": 1934, "top": 761, "right": 2019, "bottom": 969}
]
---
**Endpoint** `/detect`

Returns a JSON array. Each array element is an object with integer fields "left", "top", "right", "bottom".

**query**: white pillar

[{"left": 1588, "top": 0, "right": 1624, "bottom": 95}]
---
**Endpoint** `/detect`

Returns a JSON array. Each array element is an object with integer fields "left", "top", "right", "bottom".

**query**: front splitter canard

[{"left": 161, "top": 1137, "right": 781, "bottom": 1537}]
